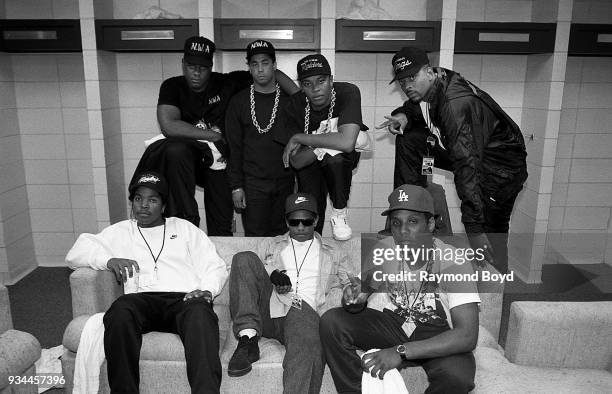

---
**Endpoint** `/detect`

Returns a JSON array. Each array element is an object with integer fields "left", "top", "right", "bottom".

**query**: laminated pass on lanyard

[{"left": 422, "top": 136, "right": 436, "bottom": 175}]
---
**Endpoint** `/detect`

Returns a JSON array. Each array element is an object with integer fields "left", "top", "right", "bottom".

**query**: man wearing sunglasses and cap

[
  {"left": 381, "top": 46, "right": 528, "bottom": 274},
  {"left": 132, "top": 36, "right": 297, "bottom": 236},
  {"left": 320, "top": 184, "right": 480, "bottom": 393},
  {"left": 277, "top": 54, "right": 369, "bottom": 241},
  {"left": 226, "top": 192, "right": 352, "bottom": 394},
  {"left": 225, "top": 40, "right": 295, "bottom": 236}
]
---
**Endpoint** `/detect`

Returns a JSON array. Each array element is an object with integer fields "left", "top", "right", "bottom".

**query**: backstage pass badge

[
  {"left": 290, "top": 293, "right": 303, "bottom": 310},
  {"left": 422, "top": 156, "right": 434, "bottom": 175}
]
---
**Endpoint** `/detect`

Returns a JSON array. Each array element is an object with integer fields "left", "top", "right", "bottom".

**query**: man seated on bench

[
  {"left": 227, "top": 192, "right": 351, "bottom": 394},
  {"left": 320, "top": 184, "right": 481, "bottom": 394},
  {"left": 66, "top": 171, "right": 228, "bottom": 394}
]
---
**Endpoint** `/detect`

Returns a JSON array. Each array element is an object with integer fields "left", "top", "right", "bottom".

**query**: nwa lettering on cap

[
  {"left": 246, "top": 39, "right": 276, "bottom": 61},
  {"left": 381, "top": 184, "right": 434, "bottom": 216},
  {"left": 389, "top": 46, "right": 430, "bottom": 84},
  {"left": 297, "top": 54, "right": 331, "bottom": 80},
  {"left": 184, "top": 36, "right": 215, "bottom": 67}
]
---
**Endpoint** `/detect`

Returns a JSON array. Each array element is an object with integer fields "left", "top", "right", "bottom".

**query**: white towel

[
  {"left": 361, "top": 349, "right": 409, "bottom": 394},
  {"left": 73, "top": 313, "right": 106, "bottom": 394}
]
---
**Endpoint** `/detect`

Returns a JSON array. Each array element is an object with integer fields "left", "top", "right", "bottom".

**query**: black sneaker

[{"left": 228, "top": 336, "right": 260, "bottom": 377}]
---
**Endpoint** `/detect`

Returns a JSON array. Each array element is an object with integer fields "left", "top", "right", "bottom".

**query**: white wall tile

[
  {"left": 26, "top": 185, "right": 71, "bottom": 209},
  {"left": 17, "top": 108, "right": 63, "bottom": 134},
  {"left": 60, "top": 82, "right": 87, "bottom": 108},
  {"left": 23, "top": 159, "right": 68, "bottom": 184},
  {"left": 457, "top": 0, "right": 485, "bottom": 21},
  {"left": 0, "top": 186, "right": 28, "bottom": 219},
  {"left": 30, "top": 208, "right": 74, "bottom": 232},
  {"left": 120, "top": 107, "right": 159, "bottom": 133},
  {"left": 15, "top": 82, "right": 61, "bottom": 108},
  {"left": 0, "top": 161, "right": 26, "bottom": 195},
  {"left": 72, "top": 209, "right": 98, "bottom": 234},
  {"left": 349, "top": 183, "right": 372, "bottom": 208},
  {"left": 67, "top": 159, "right": 94, "bottom": 184},
  {"left": 480, "top": 81, "right": 525, "bottom": 108},
  {"left": 553, "top": 158, "right": 570, "bottom": 183},
  {"left": 372, "top": 158, "right": 394, "bottom": 185},
  {"left": 570, "top": 159, "right": 612, "bottom": 183},
  {"left": 547, "top": 207, "right": 564, "bottom": 230},
  {"left": 352, "top": 158, "right": 372, "bottom": 183},
  {"left": 578, "top": 83, "right": 612, "bottom": 109},
  {"left": 563, "top": 207, "right": 610, "bottom": 230},
  {"left": 63, "top": 108, "right": 89, "bottom": 134},
  {"left": 373, "top": 132, "right": 396, "bottom": 159},
  {"left": 21, "top": 135, "right": 66, "bottom": 160},
  {"left": 572, "top": 134, "right": 612, "bottom": 159},
  {"left": 485, "top": 0, "right": 532, "bottom": 22},
  {"left": 0, "top": 135, "right": 22, "bottom": 167},
  {"left": 116, "top": 53, "right": 163, "bottom": 81},
  {"left": 65, "top": 134, "right": 92, "bottom": 160},
  {"left": 2, "top": 211, "right": 32, "bottom": 246},
  {"left": 376, "top": 53, "right": 395, "bottom": 82},
  {"left": 335, "top": 53, "right": 378, "bottom": 82},
  {"left": 11, "top": 55, "right": 58, "bottom": 82},
  {"left": 576, "top": 109, "right": 612, "bottom": 133},
  {"left": 0, "top": 83, "right": 17, "bottom": 109},
  {"left": 559, "top": 108, "right": 576, "bottom": 133},
  {"left": 118, "top": 81, "right": 160, "bottom": 107},
  {"left": 522, "top": 82, "right": 550, "bottom": 109},
  {"left": 32, "top": 232, "right": 75, "bottom": 256},
  {"left": 0, "top": 109, "right": 19, "bottom": 138},
  {"left": 347, "top": 207, "right": 371, "bottom": 232},
  {"left": 57, "top": 54, "right": 85, "bottom": 82},
  {"left": 372, "top": 183, "right": 393, "bottom": 208},
  {"left": 70, "top": 185, "right": 95, "bottom": 209},
  {"left": 219, "top": 0, "right": 268, "bottom": 18},
  {"left": 481, "top": 55, "right": 527, "bottom": 82},
  {"left": 561, "top": 82, "right": 579, "bottom": 109},
  {"left": 566, "top": 184, "right": 612, "bottom": 207}
]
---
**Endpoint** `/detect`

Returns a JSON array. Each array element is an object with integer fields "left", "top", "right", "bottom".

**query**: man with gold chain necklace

[
  {"left": 226, "top": 40, "right": 297, "bottom": 236},
  {"left": 277, "top": 54, "right": 369, "bottom": 241}
]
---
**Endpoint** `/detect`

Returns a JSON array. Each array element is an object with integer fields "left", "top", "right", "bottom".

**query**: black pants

[
  {"left": 133, "top": 139, "right": 233, "bottom": 235},
  {"left": 320, "top": 307, "right": 475, "bottom": 394},
  {"left": 482, "top": 189, "right": 521, "bottom": 274},
  {"left": 243, "top": 176, "right": 294, "bottom": 236},
  {"left": 103, "top": 292, "right": 221, "bottom": 394},
  {"left": 296, "top": 151, "right": 360, "bottom": 234}
]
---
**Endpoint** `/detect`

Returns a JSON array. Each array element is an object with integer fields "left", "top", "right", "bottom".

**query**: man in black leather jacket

[{"left": 384, "top": 46, "right": 527, "bottom": 274}]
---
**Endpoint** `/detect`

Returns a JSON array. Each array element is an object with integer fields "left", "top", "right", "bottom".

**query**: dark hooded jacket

[{"left": 394, "top": 68, "right": 527, "bottom": 234}]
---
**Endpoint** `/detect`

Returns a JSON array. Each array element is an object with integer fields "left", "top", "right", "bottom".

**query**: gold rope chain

[
  {"left": 304, "top": 87, "right": 336, "bottom": 135},
  {"left": 250, "top": 83, "right": 280, "bottom": 134}
]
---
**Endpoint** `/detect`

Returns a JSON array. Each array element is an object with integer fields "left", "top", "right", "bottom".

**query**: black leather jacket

[{"left": 394, "top": 68, "right": 527, "bottom": 233}]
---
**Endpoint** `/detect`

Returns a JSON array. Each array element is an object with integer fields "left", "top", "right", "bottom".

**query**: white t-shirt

[{"left": 280, "top": 238, "right": 320, "bottom": 309}]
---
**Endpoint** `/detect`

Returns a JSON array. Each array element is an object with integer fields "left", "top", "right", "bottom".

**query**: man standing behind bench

[{"left": 66, "top": 171, "right": 228, "bottom": 394}]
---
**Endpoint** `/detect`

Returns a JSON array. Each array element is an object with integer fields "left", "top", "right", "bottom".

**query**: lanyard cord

[
  {"left": 137, "top": 222, "right": 166, "bottom": 272},
  {"left": 399, "top": 258, "right": 433, "bottom": 311},
  {"left": 290, "top": 238, "right": 314, "bottom": 293}
]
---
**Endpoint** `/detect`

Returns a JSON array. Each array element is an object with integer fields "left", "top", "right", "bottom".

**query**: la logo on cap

[
  {"left": 398, "top": 190, "right": 409, "bottom": 202},
  {"left": 295, "top": 196, "right": 308, "bottom": 204}
]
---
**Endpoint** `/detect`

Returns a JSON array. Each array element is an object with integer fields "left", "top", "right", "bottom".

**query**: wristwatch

[{"left": 396, "top": 344, "right": 408, "bottom": 361}]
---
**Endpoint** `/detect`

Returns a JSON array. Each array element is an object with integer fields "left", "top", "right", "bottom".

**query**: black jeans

[
  {"left": 296, "top": 151, "right": 360, "bottom": 234},
  {"left": 133, "top": 139, "right": 233, "bottom": 235},
  {"left": 320, "top": 307, "right": 475, "bottom": 394},
  {"left": 103, "top": 292, "right": 221, "bottom": 394},
  {"left": 243, "top": 175, "right": 294, "bottom": 236}
]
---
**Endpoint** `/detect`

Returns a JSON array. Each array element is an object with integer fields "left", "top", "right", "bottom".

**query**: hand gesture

[
  {"left": 342, "top": 275, "right": 369, "bottom": 311},
  {"left": 375, "top": 114, "right": 409, "bottom": 135},
  {"left": 183, "top": 289, "right": 213, "bottom": 303},
  {"left": 107, "top": 258, "right": 139, "bottom": 284},
  {"left": 232, "top": 188, "right": 246, "bottom": 210},
  {"left": 468, "top": 233, "right": 495, "bottom": 267},
  {"left": 361, "top": 347, "right": 403, "bottom": 379},
  {"left": 270, "top": 270, "right": 293, "bottom": 294},
  {"left": 282, "top": 136, "right": 301, "bottom": 168}
]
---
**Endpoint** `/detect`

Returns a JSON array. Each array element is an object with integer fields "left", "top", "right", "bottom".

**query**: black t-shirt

[
  {"left": 157, "top": 71, "right": 252, "bottom": 132},
  {"left": 274, "top": 81, "right": 367, "bottom": 145},
  {"left": 225, "top": 86, "right": 293, "bottom": 189}
]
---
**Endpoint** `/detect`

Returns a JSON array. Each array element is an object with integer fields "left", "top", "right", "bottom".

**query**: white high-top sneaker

[{"left": 330, "top": 207, "right": 352, "bottom": 241}]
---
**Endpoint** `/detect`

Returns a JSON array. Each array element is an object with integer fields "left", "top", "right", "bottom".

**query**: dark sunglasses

[{"left": 287, "top": 218, "right": 315, "bottom": 227}]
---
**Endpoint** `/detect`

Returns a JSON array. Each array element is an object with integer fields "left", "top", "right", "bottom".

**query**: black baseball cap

[
  {"left": 285, "top": 192, "right": 318, "bottom": 216},
  {"left": 183, "top": 36, "right": 215, "bottom": 67},
  {"left": 381, "top": 184, "right": 435, "bottom": 216},
  {"left": 129, "top": 171, "right": 169, "bottom": 202},
  {"left": 297, "top": 54, "right": 331, "bottom": 80},
  {"left": 389, "top": 46, "right": 430, "bottom": 84},
  {"left": 246, "top": 39, "right": 276, "bottom": 61}
]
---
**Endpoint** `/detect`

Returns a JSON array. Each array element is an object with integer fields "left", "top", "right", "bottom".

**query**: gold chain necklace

[
  {"left": 250, "top": 83, "right": 280, "bottom": 134},
  {"left": 304, "top": 87, "right": 336, "bottom": 134}
]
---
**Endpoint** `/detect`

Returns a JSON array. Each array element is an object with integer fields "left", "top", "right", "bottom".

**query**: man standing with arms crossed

[
  {"left": 226, "top": 40, "right": 296, "bottom": 236},
  {"left": 279, "top": 54, "right": 368, "bottom": 241},
  {"left": 382, "top": 47, "right": 527, "bottom": 273}
]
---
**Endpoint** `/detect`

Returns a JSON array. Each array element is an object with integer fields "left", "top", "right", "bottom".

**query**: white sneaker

[{"left": 330, "top": 208, "right": 352, "bottom": 241}]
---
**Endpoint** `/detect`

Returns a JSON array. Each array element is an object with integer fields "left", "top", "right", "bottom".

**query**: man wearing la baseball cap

[
  {"left": 226, "top": 39, "right": 296, "bottom": 237},
  {"left": 277, "top": 53, "right": 370, "bottom": 242},
  {"left": 321, "top": 184, "right": 481, "bottom": 393},
  {"left": 226, "top": 191, "right": 353, "bottom": 394},
  {"left": 131, "top": 36, "right": 298, "bottom": 236},
  {"left": 379, "top": 45, "right": 528, "bottom": 275}
]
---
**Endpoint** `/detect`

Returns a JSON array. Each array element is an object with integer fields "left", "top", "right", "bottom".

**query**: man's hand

[
  {"left": 107, "top": 258, "right": 139, "bottom": 284},
  {"left": 342, "top": 275, "right": 369, "bottom": 307},
  {"left": 232, "top": 188, "right": 246, "bottom": 210},
  {"left": 270, "top": 270, "right": 293, "bottom": 294},
  {"left": 375, "top": 114, "right": 409, "bottom": 135},
  {"left": 183, "top": 289, "right": 212, "bottom": 303},
  {"left": 468, "top": 233, "right": 495, "bottom": 267},
  {"left": 283, "top": 136, "right": 302, "bottom": 168},
  {"left": 361, "top": 347, "right": 403, "bottom": 379}
]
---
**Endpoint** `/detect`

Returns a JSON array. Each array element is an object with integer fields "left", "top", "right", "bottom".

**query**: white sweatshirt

[{"left": 66, "top": 217, "right": 228, "bottom": 297}]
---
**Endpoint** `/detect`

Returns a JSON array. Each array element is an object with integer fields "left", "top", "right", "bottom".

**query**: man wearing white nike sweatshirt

[{"left": 66, "top": 171, "right": 228, "bottom": 394}]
